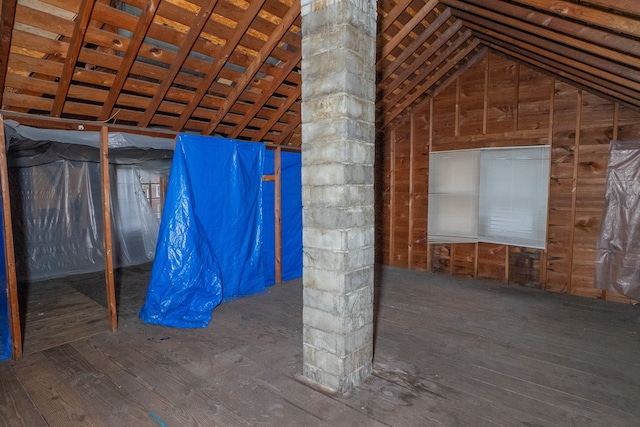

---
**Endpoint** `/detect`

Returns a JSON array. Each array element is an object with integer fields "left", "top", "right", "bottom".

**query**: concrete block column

[{"left": 301, "top": 0, "right": 377, "bottom": 392}]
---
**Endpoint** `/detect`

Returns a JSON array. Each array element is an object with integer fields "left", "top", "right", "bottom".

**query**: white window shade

[
  {"left": 428, "top": 150, "right": 480, "bottom": 243},
  {"left": 478, "top": 146, "right": 550, "bottom": 249},
  {"left": 428, "top": 146, "right": 550, "bottom": 249}
]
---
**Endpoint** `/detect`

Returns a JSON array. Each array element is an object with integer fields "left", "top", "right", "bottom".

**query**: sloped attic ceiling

[{"left": 1, "top": 0, "right": 639, "bottom": 147}]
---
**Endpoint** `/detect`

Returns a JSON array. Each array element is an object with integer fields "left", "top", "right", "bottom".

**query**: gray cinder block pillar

[{"left": 300, "top": 0, "right": 377, "bottom": 392}]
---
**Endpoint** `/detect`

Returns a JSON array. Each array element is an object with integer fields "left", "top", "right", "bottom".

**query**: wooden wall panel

[
  {"left": 380, "top": 50, "right": 640, "bottom": 304},
  {"left": 458, "top": 56, "right": 486, "bottom": 137},
  {"left": 486, "top": 53, "right": 517, "bottom": 134},
  {"left": 517, "top": 66, "right": 552, "bottom": 131},
  {"left": 431, "top": 83, "right": 457, "bottom": 147},
  {"left": 452, "top": 243, "right": 476, "bottom": 278},
  {"left": 390, "top": 121, "right": 411, "bottom": 267},
  {"left": 477, "top": 243, "right": 507, "bottom": 281}
]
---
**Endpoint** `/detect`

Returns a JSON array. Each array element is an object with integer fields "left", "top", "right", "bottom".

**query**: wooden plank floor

[{"left": 1, "top": 265, "right": 639, "bottom": 426}]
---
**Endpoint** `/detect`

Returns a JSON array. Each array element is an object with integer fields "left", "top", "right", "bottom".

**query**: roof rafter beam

[
  {"left": 382, "top": 27, "right": 471, "bottom": 102},
  {"left": 379, "top": 0, "right": 415, "bottom": 33},
  {"left": 202, "top": 2, "right": 301, "bottom": 136},
  {"left": 457, "top": 11, "right": 640, "bottom": 90},
  {"left": 254, "top": 78, "right": 301, "bottom": 143},
  {"left": 138, "top": 0, "right": 219, "bottom": 128},
  {"left": 51, "top": 0, "right": 97, "bottom": 118},
  {"left": 509, "top": 0, "right": 640, "bottom": 39},
  {"left": 380, "top": 0, "right": 439, "bottom": 59},
  {"left": 384, "top": 39, "right": 481, "bottom": 125},
  {"left": 574, "top": 0, "right": 640, "bottom": 18},
  {"left": 379, "top": 7, "right": 452, "bottom": 79},
  {"left": 171, "top": 0, "right": 267, "bottom": 132},
  {"left": 0, "top": 0, "right": 18, "bottom": 108},
  {"left": 97, "top": 0, "right": 159, "bottom": 121},
  {"left": 442, "top": 0, "right": 640, "bottom": 67},
  {"left": 228, "top": 54, "right": 301, "bottom": 139}
]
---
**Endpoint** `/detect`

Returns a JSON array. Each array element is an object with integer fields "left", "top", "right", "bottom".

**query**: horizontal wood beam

[
  {"left": 0, "top": 0, "right": 18, "bottom": 109},
  {"left": 510, "top": 0, "right": 640, "bottom": 39},
  {"left": 442, "top": 0, "right": 640, "bottom": 72},
  {"left": 380, "top": 0, "right": 439, "bottom": 59}
]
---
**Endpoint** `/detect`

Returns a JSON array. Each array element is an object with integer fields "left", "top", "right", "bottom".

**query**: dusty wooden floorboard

[{"left": 1, "top": 264, "right": 640, "bottom": 426}]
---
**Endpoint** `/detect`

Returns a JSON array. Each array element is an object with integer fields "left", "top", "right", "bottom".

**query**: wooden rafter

[
  {"left": 137, "top": 0, "right": 219, "bottom": 128},
  {"left": 379, "top": 0, "right": 416, "bottom": 33},
  {"left": 443, "top": 0, "right": 640, "bottom": 71},
  {"left": 229, "top": 55, "right": 301, "bottom": 139},
  {"left": 456, "top": 12, "right": 640, "bottom": 89},
  {"left": 97, "top": 0, "right": 159, "bottom": 121},
  {"left": 0, "top": 0, "right": 18, "bottom": 108},
  {"left": 583, "top": 0, "right": 640, "bottom": 16},
  {"left": 254, "top": 77, "right": 301, "bottom": 142},
  {"left": 380, "top": 0, "right": 439, "bottom": 59},
  {"left": 51, "top": 0, "right": 97, "bottom": 118},
  {"left": 510, "top": 0, "right": 640, "bottom": 38},
  {"left": 379, "top": 8, "right": 452, "bottom": 79},
  {"left": 382, "top": 28, "right": 472, "bottom": 104},
  {"left": 171, "top": 0, "right": 267, "bottom": 132},
  {"left": 202, "top": 1, "right": 301, "bottom": 136},
  {"left": 385, "top": 38, "right": 481, "bottom": 125}
]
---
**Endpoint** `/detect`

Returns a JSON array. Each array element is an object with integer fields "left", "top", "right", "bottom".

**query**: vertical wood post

[
  {"left": 389, "top": 130, "right": 396, "bottom": 264},
  {"left": 274, "top": 146, "right": 282, "bottom": 284},
  {"left": 567, "top": 91, "right": 582, "bottom": 296},
  {"left": 408, "top": 114, "right": 415, "bottom": 268},
  {"left": 0, "top": 114, "right": 22, "bottom": 360},
  {"left": 100, "top": 127, "right": 117, "bottom": 332},
  {"left": 541, "top": 78, "right": 556, "bottom": 289}
]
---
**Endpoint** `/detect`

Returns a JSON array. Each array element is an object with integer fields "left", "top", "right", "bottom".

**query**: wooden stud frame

[{"left": 100, "top": 127, "right": 118, "bottom": 332}]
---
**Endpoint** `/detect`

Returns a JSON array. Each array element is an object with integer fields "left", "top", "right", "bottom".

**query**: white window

[{"left": 428, "top": 146, "right": 550, "bottom": 249}]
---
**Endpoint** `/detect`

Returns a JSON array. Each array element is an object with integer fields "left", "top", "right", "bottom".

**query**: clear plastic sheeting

[
  {"left": 140, "top": 135, "right": 266, "bottom": 328},
  {"left": 595, "top": 140, "right": 640, "bottom": 300},
  {"left": 4, "top": 122, "right": 173, "bottom": 282}
]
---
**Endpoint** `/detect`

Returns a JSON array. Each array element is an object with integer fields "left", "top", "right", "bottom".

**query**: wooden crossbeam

[
  {"left": 380, "top": 0, "right": 439, "bottom": 60},
  {"left": 384, "top": 39, "right": 481, "bottom": 125},
  {"left": 382, "top": 30, "right": 473, "bottom": 111},
  {"left": 138, "top": 0, "right": 219, "bottom": 128},
  {"left": 442, "top": 0, "right": 640, "bottom": 58},
  {"left": 510, "top": 0, "right": 640, "bottom": 39},
  {"left": 383, "top": 19, "right": 464, "bottom": 98},
  {"left": 202, "top": 2, "right": 301, "bottom": 136},
  {"left": 229, "top": 55, "right": 301, "bottom": 139},
  {"left": 171, "top": 0, "right": 267, "bottom": 132},
  {"left": 452, "top": 7, "right": 640, "bottom": 86},
  {"left": 379, "top": 0, "right": 415, "bottom": 33},
  {"left": 0, "top": 0, "right": 18, "bottom": 109},
  {"left": 51, "top": 0, "right": 97, "bottom": 117},
  {"left": 254, "top": 79, "right": 301, "bottom": 143},
  {"left": 97, "top": 0, "right": 159, "bottom": 121},
  {"left": 379, "top": 8, "right": 453, "bottom": 80}
]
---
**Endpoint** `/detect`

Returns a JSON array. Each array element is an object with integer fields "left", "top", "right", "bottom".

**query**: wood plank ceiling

[{"left": 0, "top": 0, "right": 639, "bottom": 147}]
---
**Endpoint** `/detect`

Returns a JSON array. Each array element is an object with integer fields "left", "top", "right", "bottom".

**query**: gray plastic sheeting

[{"left": 595, "top": 140, "right": 640, "bottom": 300}]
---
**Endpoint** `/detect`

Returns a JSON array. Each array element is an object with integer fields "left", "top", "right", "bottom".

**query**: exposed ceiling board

[{"left": 2, "top": 0, "right": 640, "bottom": 144}]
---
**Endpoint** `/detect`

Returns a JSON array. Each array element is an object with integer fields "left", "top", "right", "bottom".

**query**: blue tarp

[
  {"left": 0, "top": 191, "right": 11, "bottom": 360},
  {"left": 263, "top": 151, "right": 302, "bottom": 285},
  {"left": 140, "top": 135, "right": 266, "bottom": 328}
]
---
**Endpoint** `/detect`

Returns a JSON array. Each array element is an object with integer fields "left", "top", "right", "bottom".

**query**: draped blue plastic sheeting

[
  {"left": 262, "top": 151, "right": 302, "bottom": 285},
  {"left": 0, "top": 192, "right": 10, "bottom": 360},
  {"left": 140, "top": 135, "right": 265, "bottom": 327}
]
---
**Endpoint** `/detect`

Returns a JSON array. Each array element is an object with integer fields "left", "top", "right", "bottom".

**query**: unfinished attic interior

[{"left": 1, "top": 0, "right": 640, "bottom": 425}]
